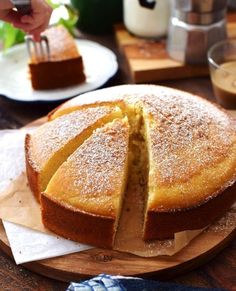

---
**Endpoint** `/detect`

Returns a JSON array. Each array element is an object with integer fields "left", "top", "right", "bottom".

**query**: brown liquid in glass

[{"left": 212, "top": 61, "right": 236, "bottom": 109}]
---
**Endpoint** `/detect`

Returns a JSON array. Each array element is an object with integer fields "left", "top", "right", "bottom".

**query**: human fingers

[
  {"left": 11, "top": 12, "right": 45, "bottom": 30},
  {"left": 11, "top": 0, "right": 52, "bottom": 33},
  {"left": 31, "top": 0, "right": 52, "bottom": 27},
  {"left": 0, "top": 10, "right": 22, "bottom": 26},
  {"left": 19, "top": 7, "right": 51, "bottom": 32},
  {"left": 32, "top": 0, "right": 52, "bottom": 15},
  {"left": 14, "top": 16, "right": 48, "bottom": 38},
  {"left": 16, "top": 15, "right": 44, "bottom": 32},
  {"left": 15, "top": 19, "right": 43, "bottom": 32},
  {"left": 27, "top": 27, "right": 45, "bottom": 42},
  {"left": 10, "top": 21, "right": 44, "bottom": 37},
  {"left": 27, "top": 23, "right": 48, "bottom": 41},
  {"left": 20, "top": 15, "right": 34, "bottom": 25}
]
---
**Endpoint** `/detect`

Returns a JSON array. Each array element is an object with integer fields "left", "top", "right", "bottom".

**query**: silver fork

[{"left": 25, "top": 34, "right": 50, "bottom": 61}]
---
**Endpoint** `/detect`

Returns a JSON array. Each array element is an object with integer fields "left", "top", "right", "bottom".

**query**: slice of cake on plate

[{"left": 28, "top": 26, "right": 85, "bottom": 90}]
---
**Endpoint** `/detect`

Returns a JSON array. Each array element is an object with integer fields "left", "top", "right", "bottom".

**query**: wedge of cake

[
  {"left": 41, "top": 118, "right": 130, "bottom": 248},
  {"left": 29, "top": 26, "right": 85, "bottom": 90},
  {"left": 141, "top": 89, "right": 236, "bottom": 239},
  {"left": 25, "top": 106, "right": 122, "bottom": 201}
]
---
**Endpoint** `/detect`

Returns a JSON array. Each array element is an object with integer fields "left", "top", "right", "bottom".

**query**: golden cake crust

[
  {"left": 26, "top": 84, "right": 236, "bottom": 243},
  {"left": 41, "top": 194, "right": 115, "bottom": 248},
  {"left": 144, "top": 181, "right": 236, "bottom": 240},
  {"left": 25, "top": 133, "right": 40, "bottom": 200},
  {"left": 56, "top": 85, "right": 236, "bottom": 240},
  {"left": 25, "top": 106, "right": 122, "bottom": 200},
  {"left": 47, "top": 85, "right": 146, "bottom": 120},
  {"left": 48, "top": 86, "right": 127, "bottom": 120},
  {"left": 49, "top": 85, "right": 236, "bottom": 209},
  {"left": 141, "top": 88, "right": 236, "bottom": 210},
  {"left": 42, "top": 119, "right": 130, "bottom": 248}
]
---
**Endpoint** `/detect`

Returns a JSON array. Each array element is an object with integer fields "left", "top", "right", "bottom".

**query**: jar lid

[
  {"left": 173, "top": 0, "right": 227, "bottom": 13},
  {"left": 175, "top": 9, "right": 226, "bottom": 25}
]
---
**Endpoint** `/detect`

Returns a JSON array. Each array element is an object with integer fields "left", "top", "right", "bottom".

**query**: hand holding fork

[{"left": 0, "top": 0, "right": 52, "bottom": 42}]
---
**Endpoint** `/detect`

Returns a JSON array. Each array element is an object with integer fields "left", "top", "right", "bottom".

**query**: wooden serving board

[
  {"left": 0, "top": 219, "right": 235, "bottom": 282},
  {"left": 115, "top": 13, "right": 236, "bottom": 83}
]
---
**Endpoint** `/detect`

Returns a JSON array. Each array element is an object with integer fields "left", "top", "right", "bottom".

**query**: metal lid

[
  {"left": 173, "top": 0, "right": 227, "bottom": 13},
  {"left": 175, "top": 9, "right": 226, "bottom": 25}
]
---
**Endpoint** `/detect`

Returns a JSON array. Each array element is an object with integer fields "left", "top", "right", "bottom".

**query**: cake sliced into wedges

[
  {"left": 25, "top": 84, "right": 236, "bottom": 246},
  {"left": 41, "top": 118, "right": 130, "bottom": 248},
  {"left": 141, "top": 89, "right": 236, "bottom": 240},
  {"left": 25, "top": 106, "right": 122, "bottom": 201},
  {"left": 29, "top": 25, "right": 85, "bottom": 90}
]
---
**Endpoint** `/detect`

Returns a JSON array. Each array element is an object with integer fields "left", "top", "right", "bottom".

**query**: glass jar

[
  {"left": 208, "top": 40, "right": 236, "bottom": 109},
  {"left": 123, "top": 0, "right": 170, "bottom": 39}
]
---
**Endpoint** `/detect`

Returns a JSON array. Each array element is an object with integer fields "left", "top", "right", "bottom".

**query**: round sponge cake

[{"left": 25, "top": 85, "right": 236, "bottom": 248}]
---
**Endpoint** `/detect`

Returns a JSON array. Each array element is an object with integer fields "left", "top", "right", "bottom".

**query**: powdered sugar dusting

[
  {"left": 31, "top": 26, "right": 79, "bottom": 63},
  {"left": 206, "top": 205, "right": 236, "bottom": 234},
  {"left": 26, "top": 84, "right": 236, "bottom": 249},
  {"left": 141, "top": 88, "right": 236, "bottom": 184},
  {"left": 50, "top": 85, "right": 159, "bottom": 119},
  {"left": 30, "top": 84, "right": 236, "bottom": 208},
  {"left": 49, "top": 119, "right": 129, "bottom": 217},
  {"left": 29, "top": 106, "right": 115, "bottom": 171}
]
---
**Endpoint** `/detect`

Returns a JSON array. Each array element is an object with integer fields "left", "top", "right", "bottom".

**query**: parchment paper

[{"left": 0, "top": 129, "right": 92, "bottom": 264}]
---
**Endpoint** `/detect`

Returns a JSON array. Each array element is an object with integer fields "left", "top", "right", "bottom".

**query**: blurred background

[{"left": 0, "top": 0, "right": 124, "bottom": 50}]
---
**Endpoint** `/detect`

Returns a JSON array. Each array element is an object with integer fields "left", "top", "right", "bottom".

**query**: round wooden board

[
  {"left": 0, "top": 220, "right": 235, "bottom": 282},
  {"left": 0, "top": 115, "right": 235, "bottom": 282}
]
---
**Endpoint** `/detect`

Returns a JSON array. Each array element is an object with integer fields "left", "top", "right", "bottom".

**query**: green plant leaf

[
  {"left": 46, "top": 0, "right": 60, "bottom": 9},
  {"left": 57, "top": 5, "right": 78, "bottom": 36},
  {"left": 0, "top": 22, "right": 25, "bottom": 50}
]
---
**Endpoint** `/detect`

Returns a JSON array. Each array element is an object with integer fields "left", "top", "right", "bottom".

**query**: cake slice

[
  {"left": 41, "top": 118, "right": 130, "bottom": 248},
  {"left": 29, "top": 26, "right": 85, "bottom": 90},
  {"left": 141, "top": 91, "right": 236, "bottom": 240},
  {"left": 25, "top": 106, "right": 122, "bottom": 201}
]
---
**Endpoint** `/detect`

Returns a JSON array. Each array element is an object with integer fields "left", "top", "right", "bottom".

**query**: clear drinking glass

[{"left": 208, "top": 40, "right": 236, "bottom": 109}]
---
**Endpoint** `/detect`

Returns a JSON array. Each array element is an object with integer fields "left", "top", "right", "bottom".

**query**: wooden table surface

[{"left": 0, "top": 31, "right": 236, "bottom": 291}]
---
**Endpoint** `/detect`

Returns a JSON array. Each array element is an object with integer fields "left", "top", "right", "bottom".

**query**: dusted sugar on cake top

[
  {"left": 41, "top": 118, "right": 130, "bottom": 248},
  {"left": 28, "top": 26, "right": 86, "bottom": 90},
  {"left": 25, "top": 85, "right": 236, "bottom": 248},
  {"left": 25, "top": 106, "right": 123, "bottom": 201}
]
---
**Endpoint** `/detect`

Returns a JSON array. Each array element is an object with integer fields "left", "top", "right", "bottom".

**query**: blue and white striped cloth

[{"left": 67, "top": 274, "right": 226, "bottom": 291}]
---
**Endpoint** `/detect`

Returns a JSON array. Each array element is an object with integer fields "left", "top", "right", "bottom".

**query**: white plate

[{"left": 0, "top": 39, "right": 118, "bottom": 102}]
